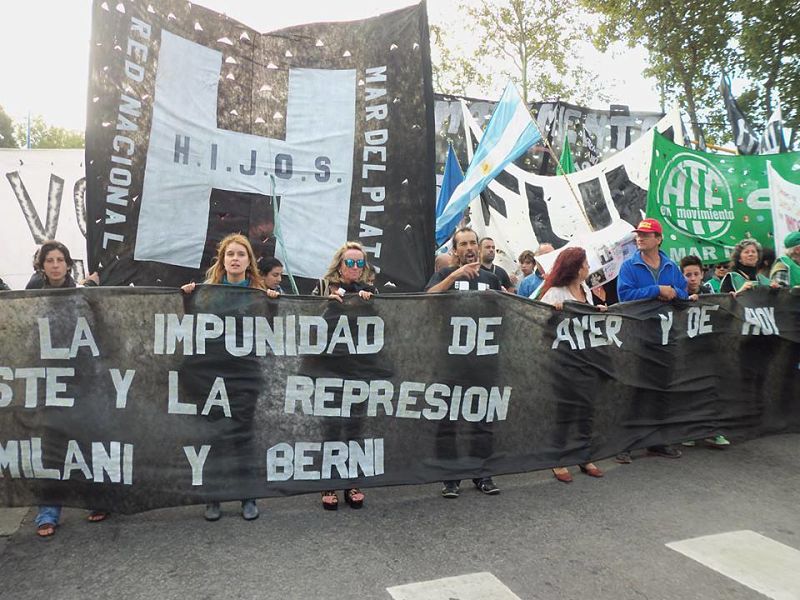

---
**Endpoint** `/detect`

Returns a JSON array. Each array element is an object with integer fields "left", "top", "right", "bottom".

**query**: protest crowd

[
  {"left": 4, "top": 218, "right": 798, "bottom": 537},
  {"left": 0, "top": 0, "right": 798, "bottom": 545}
]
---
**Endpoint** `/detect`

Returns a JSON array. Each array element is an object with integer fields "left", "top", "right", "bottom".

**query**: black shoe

[
  {"left": 647, "top": 445, "right": 682, "bottom": 459},
  {"left": 615, "top": 451, "right": 632, "bottom": 464},
  {"left": 474, "top": 478, "right": 500, "bottom": 495},
  {"left": 441, "top": 481, "right": 460, "bottom": 498}
]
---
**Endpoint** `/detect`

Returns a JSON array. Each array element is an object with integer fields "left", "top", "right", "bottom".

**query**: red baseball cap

[{"left": 633, "top": 218, "right": 663, "bottom": 235}]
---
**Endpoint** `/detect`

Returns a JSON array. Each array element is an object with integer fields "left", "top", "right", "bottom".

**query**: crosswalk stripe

[
  {"left": 666, "top": 530, "right": 800, "bottom": 600},
  {"left": 387, "top": 572, "right": 522, "bottom": 600}
]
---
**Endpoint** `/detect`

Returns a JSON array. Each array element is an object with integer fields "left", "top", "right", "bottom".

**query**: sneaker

[
  {"left": 647, "top": 445, "right": 682, "bottom": 459},
  {"left": 705, "top": 435, "right": 730, "bottom": 449},
  {"left": 474, "top": 478, "right": 500, "bottom": 495},
  {"left": 681, "top": 441, "right": 696, "bottom": 447},
  {"left": 615, "top": 452, "right": 632, "bottom": 464},
  {"left": 204, "top": 502, "right": 221, "bottom": 521},
  {"left": 241, "top": 499, "right": 259, "bottom": 520},
  {"left": 441, "top": 481, "right": 460, "bottom": 499}
]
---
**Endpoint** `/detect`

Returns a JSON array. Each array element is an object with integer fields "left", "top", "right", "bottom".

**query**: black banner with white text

[
  {"left": 86, "top": 0, "right": 435, "bottom": 292},
  {"left": 0, "top": 287, "right": 798, "bottom": 513}
]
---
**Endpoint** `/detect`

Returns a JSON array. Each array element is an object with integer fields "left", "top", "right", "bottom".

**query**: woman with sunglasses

[
  {"left": 317, "top": 242, "right": 377, "bottom": 509},
  {"left": 319, "top": 242, "right": 376, "bottom": 303}
]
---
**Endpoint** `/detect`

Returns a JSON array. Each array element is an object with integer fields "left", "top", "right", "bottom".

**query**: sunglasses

[{"left": 343, "top": 258, "right": 366, "bottom": 268}]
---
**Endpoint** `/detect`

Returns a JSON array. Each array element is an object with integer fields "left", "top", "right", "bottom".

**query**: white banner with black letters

[{"left": 0, "top": 149, "right": 87, "bottom": 290}]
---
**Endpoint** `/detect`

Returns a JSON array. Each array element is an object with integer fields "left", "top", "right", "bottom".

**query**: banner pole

[
  {"left": 269, "top": 174, "right": 299, "bottom": 295},
  {"left": 689, "top": 140, "right": 739, "bottom": 155}
]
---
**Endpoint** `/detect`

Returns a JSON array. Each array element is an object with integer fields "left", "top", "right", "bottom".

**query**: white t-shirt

[{"left": 540, "top": 283, "right": 594, "bottom": 306}]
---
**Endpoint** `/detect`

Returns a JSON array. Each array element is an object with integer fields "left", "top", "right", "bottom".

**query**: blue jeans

[{"left": 35, "top": 505, "right": 62, "bottom": 526}]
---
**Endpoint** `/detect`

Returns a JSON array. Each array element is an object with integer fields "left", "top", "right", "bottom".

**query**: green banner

[{"left": 647, "top": 132, "right": 800, "bottom": 264}]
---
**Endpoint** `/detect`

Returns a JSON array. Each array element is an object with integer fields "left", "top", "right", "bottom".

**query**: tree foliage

[
  {"left": 581, "top": 0, "right": 799, "bottom": 147},
  {"left": 0, "top": 105, "right": 16, "bottom": 148},
  {"left": 580, "top": 0, "right": 735, "bottom": 144},
  {"left": 736, "top": 0, "right": 799, "bottom": 134},
  {"left": 432, "top": 0, "right": 607, "bottom": 105},
  {"left": 13, "top": 115, "right": 84, "bottom": 149}
]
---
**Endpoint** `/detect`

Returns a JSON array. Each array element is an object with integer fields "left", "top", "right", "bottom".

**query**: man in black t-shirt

[
  {"left": 426, "top": 229, "right": 501, "bottom": 292},
  {"left": 425, "top": 227, "right": 501, "bottom": 499},
  {"left": 478, "top": 237, "right": 514, "bottom": 292}
]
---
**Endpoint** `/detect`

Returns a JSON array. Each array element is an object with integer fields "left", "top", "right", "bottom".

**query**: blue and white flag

[
  {"left": 435, "top": 83, "right": 541, "bottom": 236},
  {"left": 435, "top": 143, "right": 466, "bottom": 245}
]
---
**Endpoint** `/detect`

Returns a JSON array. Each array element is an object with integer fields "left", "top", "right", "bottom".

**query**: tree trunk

[
  {"left": 680, "top": 73, "right": 702, "bottom": 144},
  {"left": 763, "top": 35, "right": 785, "bottom": 119}
]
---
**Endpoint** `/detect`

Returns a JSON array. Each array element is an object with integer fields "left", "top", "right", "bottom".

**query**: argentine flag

[
  {"left": 435, "top": 143, "right": 466, "bottom": 245},
  {"left": 435, "top": 83, "right": 541, "bottom": 240}
]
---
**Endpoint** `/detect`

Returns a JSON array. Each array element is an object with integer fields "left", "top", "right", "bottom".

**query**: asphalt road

[{"left": 1, "top": 433, "right": 798, "bottom": 600}]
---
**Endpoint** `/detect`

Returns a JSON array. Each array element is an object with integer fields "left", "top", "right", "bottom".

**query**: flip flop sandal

[
  {"left": 321, "top": 491, "right": 339, "bottom": 511},
  {"left": 36, "top": 523, "right": 57, "bottom": 538},
  {"left": 87, "top": 511, "right": 109, "bottom": 522},
  {"left": 344, "top": 488, "right": 364, "bottom": 509}
]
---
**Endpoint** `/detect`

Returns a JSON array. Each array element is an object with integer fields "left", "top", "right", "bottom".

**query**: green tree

[
  {"left": 13, "top": 115, "right": 84, "bottom": 149},
  {"left": 736, "top": 0, "right": 799, "bottom": 136},
  {"left": 0, "top": 104, "right": 16, "bottom": 148},
  {"left": 432, "top": 0, "right": 607, "bottom": 105},
  {"left": 431, "top": 23, "right": 492, "bottom": 98},
  {"left": 580, "top": 0, "right": 736, "bottom": 145}
]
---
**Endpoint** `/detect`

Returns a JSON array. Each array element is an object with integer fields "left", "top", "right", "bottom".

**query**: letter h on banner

[{"left": 135, "top": 31, "right": 357, "bottom": 278}]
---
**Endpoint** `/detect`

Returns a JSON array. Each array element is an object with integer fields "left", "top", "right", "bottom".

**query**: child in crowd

[{"left": 680, "top": 255, "right": 730, "bottom": 449}]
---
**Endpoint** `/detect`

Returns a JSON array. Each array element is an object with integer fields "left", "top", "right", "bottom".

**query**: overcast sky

[{"left": 0, "top": 0, "right": 664, "bottom": 131}]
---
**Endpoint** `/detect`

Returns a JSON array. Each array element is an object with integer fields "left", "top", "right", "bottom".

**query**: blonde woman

[
  {"left": 182, "top": 233, "right": 268, "bottom": 521},
  {"left": 317, "top": 242, "right": 376, "bottom": 509},
  {"left": 318, "top": 241, "right": 376, "bottom": 303}
]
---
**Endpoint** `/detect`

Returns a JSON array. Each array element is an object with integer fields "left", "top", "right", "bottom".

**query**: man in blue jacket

[
  {"left": 617, "top": 218, "right": 688, "bottom": 303},
  {"left": 616, "top": 218, "right": 686, "bottom": 463}
]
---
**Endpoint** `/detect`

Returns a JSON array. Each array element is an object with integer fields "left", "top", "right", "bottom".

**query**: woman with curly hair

[
  {"left": 539, "top": 247, "right": 606, "bottom": 483},
  {"left": 720, "top": 238, "right": 777, "bottom": 294}
]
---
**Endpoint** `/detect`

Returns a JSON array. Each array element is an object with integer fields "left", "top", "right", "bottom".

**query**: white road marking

[
  {"left": 666, "top": 530, "right": 800, "bottom": 600},
  {"left": 387, "top": 572, "right": 521, "bottom": 600}
]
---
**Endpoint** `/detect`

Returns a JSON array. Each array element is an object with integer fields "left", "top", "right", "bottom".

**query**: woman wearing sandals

[
  {"left": 26, "top": 241, "right": 107, "bottom": 537},
  {"left": 539, "top": 247, "right": 606, "bottom": 483},
  {"left": 312, "top": 242, "right": 379, "bottom": 510},
  {"left": 182, "top": 233, "right": 276, "bottom": 521}
]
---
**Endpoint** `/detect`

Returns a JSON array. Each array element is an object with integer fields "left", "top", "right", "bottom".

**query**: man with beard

[
  {"left": 426, "top": 228, "right": 501, "bottom": 293},
  {"left": 426, "top": 227, "right": 501, "bottom": 498}
]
